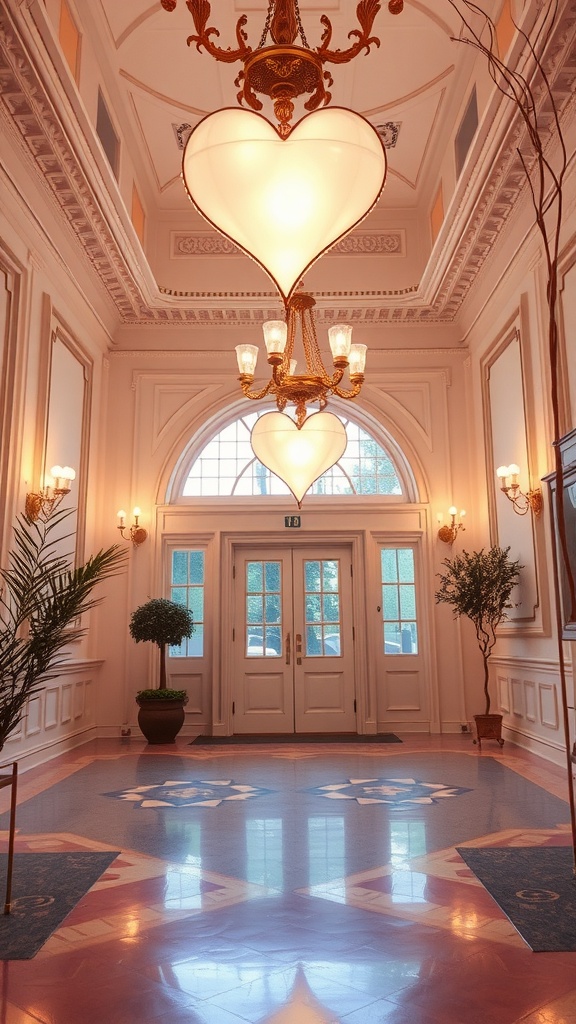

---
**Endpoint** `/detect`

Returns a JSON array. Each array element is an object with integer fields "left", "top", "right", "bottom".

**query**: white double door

[{"left": 233, "top": 545, "right": 356, "bottom": 733}]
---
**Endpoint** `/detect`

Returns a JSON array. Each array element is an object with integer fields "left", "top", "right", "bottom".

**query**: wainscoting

[
  {"left": 492, "top": 655, "right": 575, "bottom": 765},
  {"left": 2, "top": 661, "right": 103, "bottom": 771}
]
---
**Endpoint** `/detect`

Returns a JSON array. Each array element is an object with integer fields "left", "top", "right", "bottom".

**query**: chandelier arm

[
  {"left": 321, "top": 367, "right": 346, "bottom": 389},
  {"left": 235, "top": 71, "right": 264, "bottom": 112},
  {"left": 330, "top": 377, "right": 364, "bottom": 401},
  {"left": 303, "top": 77, "right": 332, "bottom": 112},
  {"left": 184, "top": 0, "right": 252, "bottom": 62},
  {"left": 239, "top": 379, "right": 277, "bottom": 401},
  {"left": 317, "top": 2, "right": 381, "bottom": 64}
]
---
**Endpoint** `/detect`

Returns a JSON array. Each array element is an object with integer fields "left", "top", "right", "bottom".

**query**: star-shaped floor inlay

[
  {"left": 104, "top": 779, "right": 273, "bottom": 808},
  {"left": 308, "top": 777, "right": 471, "bottom": 807}
]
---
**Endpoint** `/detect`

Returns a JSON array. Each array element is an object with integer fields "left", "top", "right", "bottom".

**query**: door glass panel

[
  {"left": 245, "top": 560, "right": 282, "bottom": 656},
  {"left": 380, "top": 547, "right": 418, "bottom": 654},
  {"left": 304, "top": 559, "right": 341, "bottom": 656},
  {"left": 170, "top": 549, "right": 205, "bottom": 656}
]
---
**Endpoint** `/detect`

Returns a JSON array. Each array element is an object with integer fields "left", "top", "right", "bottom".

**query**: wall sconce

[
  {"left": 496, "top": 464, "right": 543, "bottom": 517},
  {"left": 117, "top": 507, "right": 148, "bottom": 546},
  {"left": 25, "top": 465, "right": 76, "bottom": 521},
  {"left": 437, "top": 506, "right": 466, "bottom": 544}
]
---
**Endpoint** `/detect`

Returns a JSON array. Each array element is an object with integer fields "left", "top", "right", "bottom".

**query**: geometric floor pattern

[
  {"left": 307, "top": 777, "right": 472, "bottom": 807},
  {"left": 0, "top": 735, "right": 575, "bottom": 1023},
  {"left": 105, "top": 779, "right": 273, "bottom": 807}
]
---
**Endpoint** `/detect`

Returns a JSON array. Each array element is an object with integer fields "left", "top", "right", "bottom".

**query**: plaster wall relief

[
  {"left": 1, "top": 295, "right": 101, "bottom": 766},
  {"left": 0, "top": 247, "right": 23, "bottom": 559},
  {"left": 558, "top": 250, "right": 576, "bottom": 434},
  {"left": 36, "top": 297, "right": 93, "bottom": 566},
  {"left": 482, "top": 324, "right": 544, "bottom": 634},
  {"left": 2, "top": 1, "right": 575, "bottom": 330},
  {"left": 171, "top": 232, "right": 407, "bottom": 259}
]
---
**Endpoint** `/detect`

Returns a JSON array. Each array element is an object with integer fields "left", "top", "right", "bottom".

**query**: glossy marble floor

[{"left": 1, "top": 734, "right": 575, "bottom": 1024}]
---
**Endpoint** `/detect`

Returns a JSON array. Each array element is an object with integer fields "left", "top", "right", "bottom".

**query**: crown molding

[{"left": 1, "top": 0, "right": 575, "bottom": 328}]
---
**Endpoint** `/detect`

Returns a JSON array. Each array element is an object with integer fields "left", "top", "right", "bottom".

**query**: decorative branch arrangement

[
  {"left": 447, "top": 0, "right": 573, "bottom": 612},
  {"left": 447, "top": 0, "right": 576, "bottom": 862}
]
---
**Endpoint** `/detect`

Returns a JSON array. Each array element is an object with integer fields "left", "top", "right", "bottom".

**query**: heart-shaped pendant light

[
  {"left": 182, "top": 107, "right": 387, "bottom": 304},
  {"left": 250, "top": 411, "right": 347, "bottom": 507}
]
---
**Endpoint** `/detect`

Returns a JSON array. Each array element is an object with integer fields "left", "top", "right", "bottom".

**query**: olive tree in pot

[
  {"left": 129, "top": 598, "right": 194, "bottom": 744},
  {"left": 435, "top": 546, "right": 522, "bottom": 749},
  {"left": 0, "top": 505, "right": 126, "bottom": 752}
]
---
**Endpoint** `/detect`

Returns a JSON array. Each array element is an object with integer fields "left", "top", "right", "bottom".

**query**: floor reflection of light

[
  {"left": 246, "top": 818, "right": 283, "bottom": 887},
  {"left": 168, "top": 958, "right": 422, "bottom": 1021},
  {"left": 390, "top": 868, "right": 428, "bottom": 904},
  {"left": 390, "top": 820, "right": 428, "bottom": 903},
  {"left": 163, "top": 864, "right": 203, "bottom": 910},
  {"left": 308, "top": 817, "right": 345, "bottom": 887},
  {"left": 121, "top": 913, "right": 140, "bottom": 939},
  {"left": 450, "top": 907, "right": 482, "bottom": 939}
]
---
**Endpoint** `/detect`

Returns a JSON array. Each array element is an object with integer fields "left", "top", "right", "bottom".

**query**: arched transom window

[{"left": 181, "top": 409, "right": 406, "bottom": 498}]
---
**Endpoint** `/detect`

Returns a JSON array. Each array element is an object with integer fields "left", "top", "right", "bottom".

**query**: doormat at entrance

[
  {"left": 0, "top": 851, "right": 120, "bottom": 959},
  {"left": 191, "top": 733, "right": 402, "bottom": 745},
  {"left": 456, "top": 846, "right": 576, "bottom": 951}
]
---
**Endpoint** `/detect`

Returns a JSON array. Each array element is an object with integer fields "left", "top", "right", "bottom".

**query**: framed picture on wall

[{"left": 544, "top": 427, "right": 576, "bottom": 640}]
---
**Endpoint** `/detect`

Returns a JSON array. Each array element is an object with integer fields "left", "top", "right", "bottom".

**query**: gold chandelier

[
  {"left": 161, "top": 0, "right": 404, "bottom": 137},
  {"left": 235, "top": 292, "right": 366, "bottom": 428}
]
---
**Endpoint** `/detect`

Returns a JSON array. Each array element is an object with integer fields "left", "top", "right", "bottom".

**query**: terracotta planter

[
  {"left": 136, "top": 697, "right": 188, "bottom": 744},
  {"left": 473, "top": 713, "right": 504, "bottom": 751}
]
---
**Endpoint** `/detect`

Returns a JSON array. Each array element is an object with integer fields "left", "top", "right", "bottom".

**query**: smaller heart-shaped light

[{"left": 251, "top": 411, "right": 347, "bottom": 507}]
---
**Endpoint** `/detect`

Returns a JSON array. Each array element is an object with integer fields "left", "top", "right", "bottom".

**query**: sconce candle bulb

[
  {"left": 117, "top": 507, "right": 148, "bottom": 547},
  {"left": 437, "top": 506, "right": 466, "bottom": 545},
  {"left": 496, "top": 464, "right": 543, "bottom": 517},
  {"left": 25, "top": 463, "right": 76, "bottom": 521}
]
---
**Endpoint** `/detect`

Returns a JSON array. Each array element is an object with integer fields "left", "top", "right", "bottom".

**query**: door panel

[
  {"left": 233, "top": 546, "right": 356, "bottom": 734},
  {"left": 293, "top": 555, "right": 356, "bottom": 732},
  {"left": 378, "top": 544, "right": 428, "bottom": 727},
  {"left": 236, "top": 552, "right": 294, "bottom": 732}
]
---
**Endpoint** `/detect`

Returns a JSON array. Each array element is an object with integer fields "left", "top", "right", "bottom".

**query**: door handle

[
  {"left": 296, "top": 633, "right": 302, "bottom": 666},
  {"left": 286, "top": 632, "right": 291, "bottom": 665}
]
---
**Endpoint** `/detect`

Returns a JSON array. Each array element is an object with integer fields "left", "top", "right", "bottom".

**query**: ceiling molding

[{"left": 1, "top": 1, "right": 575, "bottom": 329}]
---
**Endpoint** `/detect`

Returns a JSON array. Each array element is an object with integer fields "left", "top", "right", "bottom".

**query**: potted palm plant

[
  {"left": 0, "top": 505, "right": 126, "bottom": 751},
  {"left": 435, "top": 545, "right": 522, "bottom": 749},
  {"left": 129, "top": 597, "right": 194, "bottom": 744}
]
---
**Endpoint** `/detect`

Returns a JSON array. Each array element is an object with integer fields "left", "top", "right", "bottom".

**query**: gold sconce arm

[
  {"left": 496, "top": 465, "right": 543, "bottom": 517},
  {"left": 437, "top": 507, "right": 466, "bottom": 545},
  {"left": 117, "top": 507, "right": 148, "bottom": 547},
  {"left": 25, "top": 465, "right": 76, "bottom": 522}
]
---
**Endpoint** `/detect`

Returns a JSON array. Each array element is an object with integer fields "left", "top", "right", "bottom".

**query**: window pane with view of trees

[{"left": 182, "top": 411, "right": 403, "bottom": 497}]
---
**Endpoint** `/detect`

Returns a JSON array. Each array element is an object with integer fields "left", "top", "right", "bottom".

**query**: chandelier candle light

[{"left": 236, "top": 292, "right": 365, "bottom": 428}]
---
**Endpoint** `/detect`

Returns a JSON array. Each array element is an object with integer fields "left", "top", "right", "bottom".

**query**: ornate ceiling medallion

[{"left": 162, "top": 0, "right": 404, "bottom": 137}]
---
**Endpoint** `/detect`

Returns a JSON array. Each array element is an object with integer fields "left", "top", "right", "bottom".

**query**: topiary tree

[
  {"left": 129, "top": 597, "right": 194, "bottom": 697},
  {"left": 435, "top": 546, "right": 522, "bottom": 715},
  {"left": 0, "top": 505, "right": 126, "bottom": 750}
]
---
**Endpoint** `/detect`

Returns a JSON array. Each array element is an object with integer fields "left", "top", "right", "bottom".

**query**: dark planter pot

[
  {"left": 473, "top": 713, "right": 504, "bottom": 751},
  {"left": 136, "top": 697, "right": 188, "bottom": 744}
]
